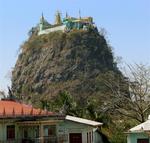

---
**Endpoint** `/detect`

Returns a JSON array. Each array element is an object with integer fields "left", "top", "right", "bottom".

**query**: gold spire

[
  {"left": 66, "top": 12, "right": 69, "bottom": 18},
  {"left": 79, "top": 9, "right": 81, "bottom": 19},
  {"left": 40, "top": 12, "right": 45, "bottom": 23},
  {"left": 55, "top": 11, "right": 62, "bottom": 25}
]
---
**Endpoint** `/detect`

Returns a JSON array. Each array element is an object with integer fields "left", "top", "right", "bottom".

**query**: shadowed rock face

[{"left": 11, "top": 30, "right": 119, "bottom": 105}]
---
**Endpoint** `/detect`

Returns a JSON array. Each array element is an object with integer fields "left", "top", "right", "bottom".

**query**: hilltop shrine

[{"left": 38, "top": 11, "right": 96, "bottom": 35}]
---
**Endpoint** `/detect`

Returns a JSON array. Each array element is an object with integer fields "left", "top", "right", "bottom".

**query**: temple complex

[{"left": 38, "top": 11, "right": 96, "bottom": 35}]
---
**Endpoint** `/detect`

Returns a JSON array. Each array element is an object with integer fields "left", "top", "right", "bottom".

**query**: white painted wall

[
  {"left": 93, "top": 131, "right": 103, "bottom": 143},
  {"left": 58, "top": 120, "right": 100, "bottom": 143},
  {"left": 38, "top": 25, "right": 66, "bottom": 35},
  {"left": 127, "top": 133, "right": 149, "bottom": 143}
]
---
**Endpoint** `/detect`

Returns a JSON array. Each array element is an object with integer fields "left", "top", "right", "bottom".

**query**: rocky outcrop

[{"left": 12, "top": 29, "right": 120, "bottom": 105}]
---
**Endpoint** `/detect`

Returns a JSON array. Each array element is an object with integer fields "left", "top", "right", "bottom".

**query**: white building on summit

[{"left": 38, "top": 11, "right": 96, "bottom": 35}]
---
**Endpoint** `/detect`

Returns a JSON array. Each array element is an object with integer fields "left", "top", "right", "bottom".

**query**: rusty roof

[{"left": 0, "top": 100, "right": 55, "bottom": 118}]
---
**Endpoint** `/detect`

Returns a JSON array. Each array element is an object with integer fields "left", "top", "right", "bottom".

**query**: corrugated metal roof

[
  {"left": 0, "top": 100, "right": 54, "bottom": 118},
  {"left": 129, "top": 116, "right": 150, "bottom": 132},
  {"left": 66, "top": 115, "right": 103, "bottom": 127}
]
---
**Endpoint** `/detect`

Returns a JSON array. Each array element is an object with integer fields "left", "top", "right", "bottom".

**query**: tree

[
  {"left": 28, "top": 27, "right": 38, "bottom": 37},
  {"left": 102, "top": 64, "right": 150, "bottom": 123},
  {"left": 48, "top": 91, "right": 77, "bottom": 115}
]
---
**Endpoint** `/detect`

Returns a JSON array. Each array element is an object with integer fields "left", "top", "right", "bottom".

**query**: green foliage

[
  {"left": 110, "top": 128, "right": 126, "bottom": 143},
  {"left": 46, "top": 91, "right": 77, "bottom": 115}
]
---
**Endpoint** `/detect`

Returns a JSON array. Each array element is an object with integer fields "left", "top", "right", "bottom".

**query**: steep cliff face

[{"left": 12, "top": 30, "right": 119, "bottom": 105}]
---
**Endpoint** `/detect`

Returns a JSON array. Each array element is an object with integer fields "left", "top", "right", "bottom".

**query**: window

[
  {"left": 87, "top": 132, "right": 92, "bottom": 143},
  {"left": 24, "top": 129, "right": 28, "bottom": 138},
  {"left": 7, "top": 125, "right": 15, "bottom": 140},
  {"left": 87, "top": 133, "right": 88, "bottom": 143},
  {"left": 137, "top": 139, "right": 149, "bottom": 143},
  {"left": 89, "top": 132, "right": 91, "bottom": 143},
  {"left": 35, "top": 127, "right": 39, "bottom": 138},
  {"left": 44, "top": 125, "right": 56, "bottom": 136},
  {"left": 92, "top": 131, "right": 93, "bottom": 143}
]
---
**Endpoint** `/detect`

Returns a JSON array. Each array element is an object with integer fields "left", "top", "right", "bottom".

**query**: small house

[
  {"left": 127, "top": 116, "right": 150, "bottom": 143},
  {"left": 0, "top": 98, "right": 103, "bottom": 143}
]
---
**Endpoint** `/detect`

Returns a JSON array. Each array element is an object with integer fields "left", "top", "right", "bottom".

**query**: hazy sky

[{"left": 0, "top": 0, "right": 150, "bottom": 91}]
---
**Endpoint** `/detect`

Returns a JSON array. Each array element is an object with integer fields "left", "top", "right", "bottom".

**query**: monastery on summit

[{"left": 37, "top": 11, "right": 96, "bottom": 35}]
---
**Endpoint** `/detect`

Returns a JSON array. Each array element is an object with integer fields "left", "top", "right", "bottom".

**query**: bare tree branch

[{"left": 102, "top": 63, "right": 150, "bottom": 123}]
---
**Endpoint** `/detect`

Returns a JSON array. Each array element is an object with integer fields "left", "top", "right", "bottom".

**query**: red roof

[{"left": 0, "top": 100, "right": 54, "bottom": 118}]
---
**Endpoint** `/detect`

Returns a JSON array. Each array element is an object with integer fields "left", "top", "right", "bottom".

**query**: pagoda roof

[{"left": 0, "top": 99, "right": 58, "bottom": 119}]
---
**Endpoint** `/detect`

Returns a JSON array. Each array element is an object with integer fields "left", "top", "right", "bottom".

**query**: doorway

[
  {"left": 137, "top": 139, "right": 149, "bottom": 143},
  {"left": 69, "top": 133, "right": 82, "bottom": 143}
]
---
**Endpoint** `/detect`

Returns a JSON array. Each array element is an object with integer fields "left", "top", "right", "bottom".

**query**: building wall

[
  {"left": 38, "top": 25, "right": 66, "bottom": 35},
  {"left": 0, "top": 124, "right": 4, "bottom": 140},
  {"left": 127, "top": 133, "right": 150, "bottom": 143},
  {"left": 0, "top": 120, "right": 40, "bottom": 142},
  {"left": 58, "top": 120, "right": 101, "bottom": 143},
  {"left": 93, "top": 131, "right": 103, "bottom": 143},
  {"left": 0, "top": 119, "right": 20, "bottom": 141},
  {"left": 0, "top": 119, "right": 102, "bottom": 143}
]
